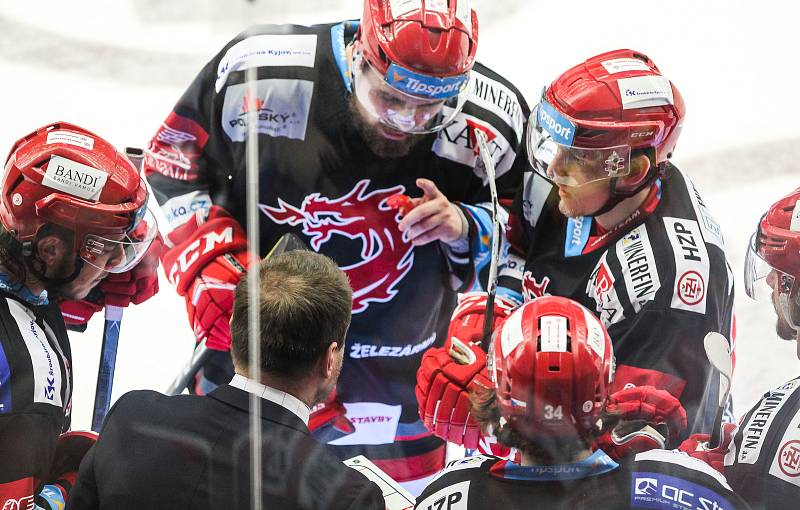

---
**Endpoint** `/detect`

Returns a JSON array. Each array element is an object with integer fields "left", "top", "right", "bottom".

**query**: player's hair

[
  {"left": 0, "top": 223, "right": 75, "bottom": 288},
  {"left": 470, "top": 385, "right": 612, "bottom": 463},
  {"left": 230, "top": 251, "right": 351, "bottom": 377}
]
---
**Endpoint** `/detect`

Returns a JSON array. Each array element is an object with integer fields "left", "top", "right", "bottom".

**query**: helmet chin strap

[{"left": 23, "top": 241, "right": 85, "bottom": 297}]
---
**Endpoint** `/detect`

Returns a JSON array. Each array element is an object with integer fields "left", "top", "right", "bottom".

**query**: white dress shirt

[{"left": 229, "top": 373, "right": 311, "bottom": 426}]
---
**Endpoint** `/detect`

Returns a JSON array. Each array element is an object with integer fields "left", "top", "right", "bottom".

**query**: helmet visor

[
  {"left": 352, "top": 51, "right": 469, "bottom": 134},
  {"left": 80, "top": 208, "right": 158, "bottom": 274},
  {"left": 527, "top": 102, "right": 633, "bottom": 187}
]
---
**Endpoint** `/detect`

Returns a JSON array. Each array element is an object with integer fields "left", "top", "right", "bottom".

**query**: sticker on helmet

[
  {"left": 600, "top": 58, "right": 651, "bottom": 75},
  {"left": 791, "top": 199, "right": 800, "bottom": 232},
  {"left": 455, "top": 0, "right": 472, "bottom": 36},
  {"left": 583, "top": 308, "right": 606, "bottom": 359},
  {"left": 42, "top": 155, "right": 108, "bottom": 201},
  {"left": 537, "top": 101, "right": 576, "bottom": 146},
  {"left": 540, "top": 316, "right": 567, "bottom": 353},
  {"left": 46, "top": 130, "right": 95, "bottom": 150},
  {"left": 389, "top": 0, "right": 422, "bottom": 17},
  {"left": 385, "top": 63, "right": 469, "bottom": 99},
  {"left": 618, "top": 75, "right": 674, "bottom": 110},
  {"left": 425, "top": 0, "right": 449, "bottom": 13}
]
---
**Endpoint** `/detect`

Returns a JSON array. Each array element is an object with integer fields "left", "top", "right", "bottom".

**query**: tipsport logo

[
  {"left": 385, "top": 63, "right": 469, "bottom": 100},
  {"left": 537, "top": 101, "right": 576, "bottom": 146}
]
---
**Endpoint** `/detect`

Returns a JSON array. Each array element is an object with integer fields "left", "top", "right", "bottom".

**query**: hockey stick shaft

[
  {"left": 165, "top": 338, "right": 212, "bottom": 396},
  {"left": 91, "top": 305, "right": 123, "bottom": 431},
  {"left": 475, "top": 131, "right": 502, "bottom": 352}
]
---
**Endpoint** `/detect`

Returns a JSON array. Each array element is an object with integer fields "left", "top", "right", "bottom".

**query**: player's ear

[
  {"left": 621, "top": 154, "right": 651, "bottom": 187},
  {"left": 35, "top": 234, "right": 69, "bottom": 269},
  {"left": 322, "top": 341, "right": 339, "bottom": 380}
]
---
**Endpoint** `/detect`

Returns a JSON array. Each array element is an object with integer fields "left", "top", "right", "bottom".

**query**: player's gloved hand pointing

[
  {"left": 416, "top": 292, "right": 516, "bottom": 449},
  {"left": 398, "top": 178, "right": 468, "bottom": 247},
  {"left": 160, "top": 206, "right": 251, "bottom": 351}
]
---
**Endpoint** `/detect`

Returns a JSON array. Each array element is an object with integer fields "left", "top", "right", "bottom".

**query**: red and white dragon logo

[{"left": 260, "top": 179, "right": 414, "bottom": 314}]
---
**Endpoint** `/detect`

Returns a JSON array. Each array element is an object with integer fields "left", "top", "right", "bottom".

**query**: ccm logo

[
  {"left": 630, "top": 131, "right": 655, "bottom": 138},
  {"left": 168, "top": 227, "right": 233, "bottom": 286}
]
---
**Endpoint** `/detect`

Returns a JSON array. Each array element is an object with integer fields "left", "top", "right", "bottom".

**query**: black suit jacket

[{"left": 66, "top": 385, "right": 385, "bottom": 510}]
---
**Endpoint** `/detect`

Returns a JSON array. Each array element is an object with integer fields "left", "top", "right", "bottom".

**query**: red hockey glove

[
  {"left": 595, "top": 386, "right": 688, "bottom": 460},
  {"left": 309, "top": 390, "right": 356, "bottom": 443},
  {"left": 678, "top": 423, "right": 737, "bottom": 474},
  {"left": 161, "top": 206, "right": 250, "bottom": 352},
  {"left": 415, "top": 292, "right": 516, "bottom": 449},
  {"left": 59, "top": 236, "right": 163, "bottom": 329}
]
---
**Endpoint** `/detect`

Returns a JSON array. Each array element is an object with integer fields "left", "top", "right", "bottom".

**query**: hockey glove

[
  {"left": 595, "top": 386, "right": 688, "bottom": 460},
  {"left": 59, "top": 236, "right": 163, "bottom": 330},
  {"left": 308, "top": 389, "right": 356, "bottom": 443},
  {"left": 161, "top": 206, "right": 250, "bottom": 352},
  {"left": 35, "top": 431, "right": 98, "bottom": 509},
  {"left": 678, "top": 423, "right": 737, "bottom": 474},
  {"left": 415, "top": 292, "right": 515, "bottom": 449}
]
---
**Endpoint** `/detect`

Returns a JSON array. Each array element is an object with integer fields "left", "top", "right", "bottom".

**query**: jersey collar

[
  {"left": 490, "top": 449, "right": 619, "bottom": 482},
  {"left": 0, "top": 272, "right": 48, "bottom": 305}
]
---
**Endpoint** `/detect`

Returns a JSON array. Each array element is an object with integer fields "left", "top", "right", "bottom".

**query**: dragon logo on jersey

[
  {"left": 260, "top": 179, "right": 414, "bottom": 313},
  {"left": 522, "top": 271, "right": 551, "bottom": 301}
]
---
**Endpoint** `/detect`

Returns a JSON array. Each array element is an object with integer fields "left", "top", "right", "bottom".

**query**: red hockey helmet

[
  {"left": 353, "top": 0, "right": 478, "bottom": 133},
  {"left": 527, "top": 49, "right": 685, "bottom": 191},
  {"left": 491, "top": 296, "right": 615, "bottom": 442},
  {"left": 0, "top": 122, "right": 158, "bottom": 273},
  {"left": 744, "top": 188, "right": 800, "bottom": 333}
]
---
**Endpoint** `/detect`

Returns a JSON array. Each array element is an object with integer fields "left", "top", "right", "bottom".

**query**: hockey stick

[
  {"left": 703, "top": 331, "right": 733, "bottom": 448},
  {"left": 163, "top": 232, "right": 309, "bottom": 396},
  {"left": 89, "top": 147, "right": 144, "bottom": 431},
  {"left": 474, "top": 131, "right": 502, "bottom": 353}
]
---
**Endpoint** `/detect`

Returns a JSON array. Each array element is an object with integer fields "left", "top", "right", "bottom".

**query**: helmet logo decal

[
  {"left": 791, "top": 199, "right": 800, "bottom": 232},
  {"left": 618, "top": 75, "right": 674, "bottom": 110},
  {"left": 604, "top": 151, "right": 626, "bottom": 177},
  {"left": 537, "top": 101, "right": 575, "bottom": 146},
  {"left": 384, "top": 63, "right": 469, "bottom": 100},
  {"left": 42, "top": 155, "right": 108, "bottom": 201},
  {"left": 260, "top": 180, "right": 414, "bottom": 313}
]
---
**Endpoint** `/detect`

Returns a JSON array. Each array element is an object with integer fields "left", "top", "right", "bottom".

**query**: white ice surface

[{"left": 0, "top": 0, "right": 797, "bottom": 431}]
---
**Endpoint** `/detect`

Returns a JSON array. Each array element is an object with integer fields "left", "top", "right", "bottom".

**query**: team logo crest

[
  {"left": 260, "top": 179, "right": 414, "bottom": 313},
  {"left": 522, "top": 271, "right": 551, "bottom": 301}
]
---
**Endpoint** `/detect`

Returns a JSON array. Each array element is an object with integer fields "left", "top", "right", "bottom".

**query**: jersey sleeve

[{"left": 414, "top": 456, "right": 495, "bottom": 510}]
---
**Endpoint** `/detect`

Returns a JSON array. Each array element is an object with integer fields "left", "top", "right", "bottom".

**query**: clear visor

[
  {"left": 80, "top": 208, "right": 158, "bottom": 274},
  {"left": 352, "top": 51, "right": 469, "bottom": 134},
  {"left": 527, "top": 105, "right": 632, "bottom": 187}
]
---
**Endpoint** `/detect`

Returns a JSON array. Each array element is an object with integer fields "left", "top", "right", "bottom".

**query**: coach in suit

[{"left": 66, "top": 251, "right": 385, "bottom": 510}]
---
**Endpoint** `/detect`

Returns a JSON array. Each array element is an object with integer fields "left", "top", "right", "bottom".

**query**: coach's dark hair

[{"left": 230, "top": 251, "right": 352, "bottom": 377}]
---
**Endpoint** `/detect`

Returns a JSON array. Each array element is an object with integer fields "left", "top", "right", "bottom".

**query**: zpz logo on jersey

[{"left": 260, "top": 180, "right": 414, "bottom": 313}]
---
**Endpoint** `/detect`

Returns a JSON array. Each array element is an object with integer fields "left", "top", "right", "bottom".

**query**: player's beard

[{"left": 348, "top": 95, "right": 423, "bottom": 159}]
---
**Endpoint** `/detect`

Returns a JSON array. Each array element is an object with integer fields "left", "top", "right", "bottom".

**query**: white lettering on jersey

[
  {"left": 468, "top": 71, "right": 524, "bottom": 142},
  {"left": 635, "top": 449, "right": 732, "bottom": 490},
  {"left": 349, "top": 332, "right": 436, "bottom": 359},
  {"left": 433, "top": 110, "right": 514, "bottom": 179},
  {"left": 521, "top": 171, "right": 552, "bottom": 228},
  {"left": 329, "top": 402, "right": 401, "bottom": 446},
  {"left": 7, "top": 299, "right": 63, "bottom": 407},
  {"left": 616, "top": 224, "right": 661, "bottom": 313},
  {"left": 222, "top": 79, "right": 313, "bottom": 142},
  {"left": 683, "top": 171, "right": 725, "bottom": 250},
  {"left": 162, "top": 191, "right": 212, "bottom": 229},
  {"left": 664, "top": 218, "right": 710, "bottom": 314},
  {"left": 769, "top": 401, "right": 800, "bottom": 486},
  {"left": 416, "top": 480, "right": 470, "bottom": 510},
  {"left": 738, "top": 378, "right": 800, "bottom": 464},
  {"left": 498, "top": 251, "right": 525, "bottom": 282},
  {"left": 215, "top": 34, "right": 317, "bottom": 92},
  {"left": 586, "top": 254, "right": 625, "bottom": 328},
  {"left": 43, "top": 155, "right": 108, "bottom": 201}
]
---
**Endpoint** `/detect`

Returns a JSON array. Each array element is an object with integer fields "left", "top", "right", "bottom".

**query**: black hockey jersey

[
  {"left": 415, "top": 449, "right": 750, "bottom": 510},
  {"left": 725, "top": 375, "right": 800, "bottom": 509},
  {"left": 0, "top": 284, "right": 73, "bottom": 508},
  {"left": 144, "top": 21, "right": 528, "bottom": 470},
  {"left": 498, "top": 167, "right": 735, "bottom": 437}
]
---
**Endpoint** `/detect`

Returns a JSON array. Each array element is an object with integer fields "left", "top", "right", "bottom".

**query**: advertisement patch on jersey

[
  {"left": 46, "top": 130, "right": 95, "bottom": 150},
  {"left": 617, "top": 225, "right": 661, "bottom": 312},
  {"left": 349, "top": 333, "right": 435, "bottom": 359},
  {"left": 767, "top": 388, "right": 800, "bottom": 485},
  {"left": 7, "top": 299, "right": 63, "bottom": 407},
  {"left": 631, "top": 472, "right": 731, "bottom": 510},
  {"left": 43, "top": 155, "right": 108, "bottom": 201},
  {"left": 215, "top": 34, "right": 317, "bottom": 92},
  {"left": 222, "top": 79, "right": 313, "bottom": 142},
  {"left": 415, "top": 480, "right": 470, "bottom": 510},
  {"left": 586, "top": 255, "right": 625, "bottom": 328},
  {"left": 664, "top": 218, "right": 710, "bottom": 314},
  {"left": 618, "top": 75, "right": 674, "bottom": 110},
  {"left": 385, "top": 63, "right": 469, "bottom": 100},
  {"left": 329, "top": 402, "right": 401, "bottom": 446},
  {"left": 433, "top": 110, "right": 514, "bottom": 179},
  {"left": 145, "top": 112, "right": 209, "bottom": 182},
  {"left": 260, "top": 180, "right": 414, "bottom": 314},
  {"left": 565, "top": 215, "right": 592, "bottom": 257},
  {"left": 684, "top": 173, "right": 725, "bottom": 250},
  {"left": 737, "top": 378, "right": 800, "bottom": 464},
  {"left": 162, "top": 191, "right": 212, "bottom": 229},
  {"left": 537, "top": 100, "right": 576, "bottom": 146},
  {"left": 600, "top": 58, "right": 652, "bottom": 75},
  {"left": 469, "top": 71, "right": 525, "bottom": 142}
]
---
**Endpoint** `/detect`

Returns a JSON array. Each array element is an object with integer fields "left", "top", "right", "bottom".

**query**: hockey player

[
  {"left": 145, "top": 0, "right": 528, "bottom": 488},
  {"left": 417, "top": 49, "right": 735, "bottom": 450},
  {"left": 414, "top": 296, "right": 750, "bottom": 510},
  {"left": 0, "top": 123, "right": 160, "bottom": 509},
  {"left": 680, "top": 188, "right": 800, "bottom": 509}
]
